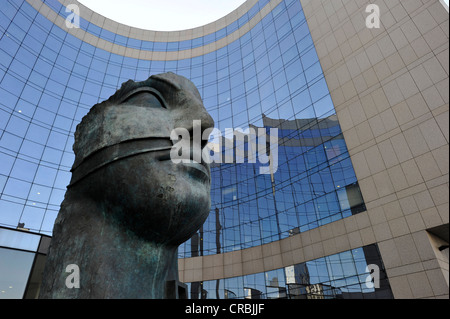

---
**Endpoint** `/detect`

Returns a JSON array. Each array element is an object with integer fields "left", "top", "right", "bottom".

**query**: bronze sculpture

[{"left": 39, "top": 72, "right": 214, "bottom": 299}]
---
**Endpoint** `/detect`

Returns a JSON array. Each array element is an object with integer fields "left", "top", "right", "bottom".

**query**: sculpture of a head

[{"left": 68, "top": 72, "right": 214, "bottom": 246}]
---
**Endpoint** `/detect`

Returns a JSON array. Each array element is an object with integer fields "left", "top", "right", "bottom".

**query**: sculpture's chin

[
  {"left": 93, "top": 154, "right": 211, "bottom": 245},
  {"left": 134, "top": 194, "right": 211, "bottom": 245}
]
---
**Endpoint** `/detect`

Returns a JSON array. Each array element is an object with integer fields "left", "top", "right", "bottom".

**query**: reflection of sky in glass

[
  {"left": 0, "top": 228, "right": 41, "bottom": 251},
  {"left": 0, "top": 0, "right": 398, "bottom": 300},
  {"left": 0, "top": 0, "right": 363, "bottom": 258},
  {"left": 188, "top": 245, "right": 391, "bottom": 299},
  {"left": 0, "top": 248, "right": 35, "bottom": 299}
]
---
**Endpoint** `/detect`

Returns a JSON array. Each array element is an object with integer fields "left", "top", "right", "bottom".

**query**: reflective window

[
  {"left": 0, "top": 228, "right": 40, "bottom": 251},
  {"left": 0, "top": 0, "right": 365, "bottom": 253},
  {"left": 23, "top": 253, "right": 46, "bottom": 299},
  {"left": 187, "top": 244, "right": 393, "bottom": 299},
  {"left": 0, "top": 248, "right": 35, "bottom": 299}
]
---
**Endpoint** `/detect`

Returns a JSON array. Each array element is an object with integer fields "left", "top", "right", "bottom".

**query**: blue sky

[{"left": 78, "top": 0, "right": 247, "bottom": 31}]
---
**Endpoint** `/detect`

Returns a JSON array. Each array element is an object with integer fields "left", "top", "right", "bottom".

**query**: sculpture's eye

[{"left": 122, "top": 91, "right": 167, "bottom": 108}]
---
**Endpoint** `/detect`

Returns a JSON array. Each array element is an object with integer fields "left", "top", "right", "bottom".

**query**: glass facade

[
  {"left": 1, "top": 0, "right": 393, "bottom": 299},
  {"left": 193, "top": 114, "right": 365, "bottom": 257},
  {"left": 188, "top": 244, "right": 393, "bottom": 299},
  {"left": 0, "top": 227, "right": 50, "bottom": 299}
]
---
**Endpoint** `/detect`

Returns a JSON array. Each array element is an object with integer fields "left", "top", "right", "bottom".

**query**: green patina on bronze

[{"left": 39, "top": 73, "right": 214, "bottom": 299}]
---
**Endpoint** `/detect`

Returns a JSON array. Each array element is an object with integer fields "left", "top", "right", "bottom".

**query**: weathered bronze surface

[{"left": 39, "top": 72, "right": 214, "bottom": 299}]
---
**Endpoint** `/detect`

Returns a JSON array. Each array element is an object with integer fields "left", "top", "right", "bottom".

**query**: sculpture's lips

[
  {"left": 182, "top": 161, "right": 210, "bottom": 180},
  {"left": 157, "top": 149, "right": 210, "bottom": 182}
]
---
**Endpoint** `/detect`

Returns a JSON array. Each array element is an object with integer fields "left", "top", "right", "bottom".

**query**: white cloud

[{"left": 78, "top": 0, "right": 247, "bottom": 31}]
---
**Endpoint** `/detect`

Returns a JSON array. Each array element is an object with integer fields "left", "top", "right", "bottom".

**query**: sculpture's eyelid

[{"left": 120, "top": 88, "right": 168, "bottom": 108}]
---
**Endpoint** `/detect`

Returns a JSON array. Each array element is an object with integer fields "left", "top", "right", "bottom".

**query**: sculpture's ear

[{"left": 119, "top": 87, "right": 168, "bottom": 109}]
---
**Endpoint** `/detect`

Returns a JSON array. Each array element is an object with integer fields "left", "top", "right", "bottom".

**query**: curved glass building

[{"left": 1, "top": 0, "right": 448, "bottom": 299}]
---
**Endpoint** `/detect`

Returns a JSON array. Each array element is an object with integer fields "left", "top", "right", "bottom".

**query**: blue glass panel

[
  {"left": 0, "top": 0, "right": 365, "bottom": 256},
  {"left": 0, "top": 228, "right": 40, "bottom": 251},
  {"left": 0, "top": 248, "right": 36, "bottom": 299}
]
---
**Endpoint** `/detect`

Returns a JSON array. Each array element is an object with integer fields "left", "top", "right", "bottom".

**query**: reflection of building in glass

[
  {"left": 0, "top": 227, "right": 50, "bottom": 299},
  {"left": 189, "top": 114, "right": 366, "bottom": 258},
  {"left": 1, "top": 0, "right": 448, "bottom": 299},
  {"left": 244, "top": 287, "right": 263, "bottom": 299},
  {"left": 192, "top": 244, "right": 392, "bottom": 299}
]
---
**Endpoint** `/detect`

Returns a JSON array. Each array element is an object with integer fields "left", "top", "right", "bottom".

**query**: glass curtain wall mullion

[{"left": 2, "top": 0, "right": 365, "bottom": 255}]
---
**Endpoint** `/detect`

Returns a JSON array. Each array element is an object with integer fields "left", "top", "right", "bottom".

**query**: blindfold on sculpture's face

[{"left": 69, "top": 72, "right": 215, "bottom": 187}]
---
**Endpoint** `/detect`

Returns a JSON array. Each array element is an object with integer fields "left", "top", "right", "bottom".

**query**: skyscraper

[{"left": 0, "top": 0, "right": 448, "bottom": 299}]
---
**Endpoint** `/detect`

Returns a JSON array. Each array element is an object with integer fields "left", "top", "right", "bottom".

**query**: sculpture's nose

[
  {"left": 184, "top": 105, "right": 214, "bottom": 152},
  {"left": 189, "top": 94, "right": 215, "bottom": 132},
  {"left": 198, "top": 108, "right": 215, "bottom": 147},
  {"left": 175, "top": 95, "right": 215, "bottom": 149},
  {"left": 193, "top": 112, "right": 214, "bottom": 150}
]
